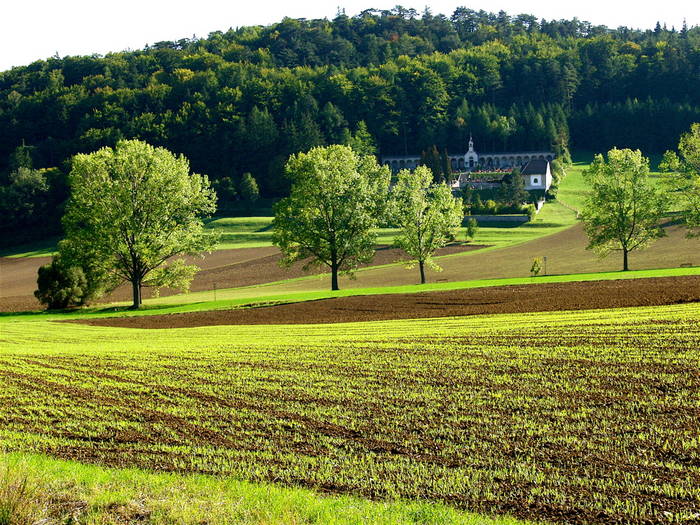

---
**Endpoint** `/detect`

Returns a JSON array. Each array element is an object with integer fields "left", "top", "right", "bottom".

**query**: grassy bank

[{"left": 0, "top": 453, "right": 531, "bottom": 525}]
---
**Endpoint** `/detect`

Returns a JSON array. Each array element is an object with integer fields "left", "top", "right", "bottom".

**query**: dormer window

[{"left": 533, "top": 177, "right": 539, "bottom": 184}]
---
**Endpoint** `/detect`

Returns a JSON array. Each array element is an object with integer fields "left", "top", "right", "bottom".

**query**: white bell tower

[{"left": 465, "top": 134, "right": 478, "bottom": 170}]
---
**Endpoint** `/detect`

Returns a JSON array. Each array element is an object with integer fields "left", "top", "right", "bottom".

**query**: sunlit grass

[
  {"left": 0, "top": 453, "right": 532, "bottom": 525},
  {"left": 2, "top": 303, "right": 699, "bottom": 524}
]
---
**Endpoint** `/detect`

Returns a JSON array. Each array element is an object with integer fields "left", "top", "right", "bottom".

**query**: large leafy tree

[
  {"left": 272, "top": 145, "right": 390, "bottom": 290},
  {"left": 390, "top": 166, "right": 463, "bottom": 284},
  {"left": 581, "top": 148, "right": 667, "bottom": 271},
  {"left": 660, "top": 123, "right": 700, "bottom": 237},
  {"left": 61, "top": 140, "right": 218, "bottom": 308}
]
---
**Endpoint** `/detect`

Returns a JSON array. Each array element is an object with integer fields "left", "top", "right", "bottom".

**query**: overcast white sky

[{"left": 1, "top": 1, "right": 698, "bottom": 72}]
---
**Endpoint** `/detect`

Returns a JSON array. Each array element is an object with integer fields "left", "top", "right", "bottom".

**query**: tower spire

[{"left": 468, "top": 133, "right": 474, "bottom": 152}]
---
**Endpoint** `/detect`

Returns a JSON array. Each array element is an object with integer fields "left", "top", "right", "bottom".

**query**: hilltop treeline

[{"left": 1, "top": 7, "right": 699, "bottom": 242}]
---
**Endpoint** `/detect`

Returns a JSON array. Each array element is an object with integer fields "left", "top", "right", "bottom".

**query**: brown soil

[
  {"left": 0, "top": 243, "right": 482, "bottom": 312},
  {"left": 78, "top": 275, "right": 700, "bottom": 329}
]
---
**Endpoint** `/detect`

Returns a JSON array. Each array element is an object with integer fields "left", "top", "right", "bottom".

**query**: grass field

[
  {"left": 0, "top": 454, "right": 531, "bottom": 525},
  {"left": 2, "top": 303, "right": 699, "bottom": 524},
  {"left": 206, "top": 201, "right": 576, "bottom": 253},
  {"left": 2, "top": 193, "right": 577, "bottom": 259},
  {"left": 558, "top": 152, "right": 674, "bottom": 213}
]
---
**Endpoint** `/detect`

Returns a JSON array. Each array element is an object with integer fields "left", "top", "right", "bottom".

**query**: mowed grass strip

[
  {"left": 1, "top": 304, "right": 699, "bottom": 524},
  {"left": 3, "top": 266, "right": 697, "bottom": 323}
]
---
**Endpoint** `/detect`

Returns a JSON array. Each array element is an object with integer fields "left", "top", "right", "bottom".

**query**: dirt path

[
  {"left": 78, "top": 275, "right": 700, "bottom": 329},
  {"left": 0, "top": 243, "right": 483, "bottom": 312},
  {"left": 262, "top": 222, "right": 699, "bottom": 295}
]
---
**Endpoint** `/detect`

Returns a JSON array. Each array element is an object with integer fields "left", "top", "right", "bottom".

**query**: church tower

[{"left": 465, "top": 134, "right": 478, "bottom": 170}]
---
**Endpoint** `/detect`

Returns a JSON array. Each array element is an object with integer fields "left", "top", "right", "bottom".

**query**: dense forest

[{"left": 1, "top": 6, "right": 700, "bottom": 244}]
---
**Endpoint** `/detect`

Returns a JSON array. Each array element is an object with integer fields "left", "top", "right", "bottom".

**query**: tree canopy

[
  {"left": 1, "top": 8, "right": 699, "bottom": 243},
  {"left": 272, "top": 145, "right": 390, "bottom": 290},
  {"left": 581, "top": 148, "right": 667, "bottom": 271},
  {"left": 390, "top": 166, "right": 464, "bottom": 284},
  {"left": 660, "top": 123, "right": 700, "bottom": 237},
  {"left": 60, "top": 139, "right": 218, "bottom": 308}
]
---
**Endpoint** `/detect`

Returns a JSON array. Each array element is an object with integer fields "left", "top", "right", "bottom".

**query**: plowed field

[
  {"left": 3, "top": 304, "right": 699, "bottom": 524},
  {"left": 80, "top": 275, "right": 700, "bottom": 328}
]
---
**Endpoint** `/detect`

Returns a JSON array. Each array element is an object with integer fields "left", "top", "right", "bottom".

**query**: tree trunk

[
  {"left": 623, "top": 248, "right": 629, "bottom": 272},
  {"left": 419, "top": 260, "right": 426, "bottom": 284},
  {"left": 130, "top": 279, "right": 142, "bottom": 309},
  {"left": 331, "top": 260, "right": 339, "bottom": 291}
]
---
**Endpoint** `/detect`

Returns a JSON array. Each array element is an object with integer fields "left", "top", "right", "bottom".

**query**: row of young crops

[{"left": 1, "top": 304, "right": 699, "bottom": 524}]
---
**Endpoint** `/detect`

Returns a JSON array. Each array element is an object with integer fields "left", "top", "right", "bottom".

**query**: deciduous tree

[
  {"left": 581, "top": 148, "right": 666, "bottom": 271},
  {"left": 272, "top": 145, "right": 390, "bottom": 290},
  {"left": 660, "top": 123, "right": 700, "bottom": 237},
  {"left": 61, "top": 139, "right": 218, "bottom": 309},
  {"left": 390, "top": 166, "right": 463, "bottom": 284}
]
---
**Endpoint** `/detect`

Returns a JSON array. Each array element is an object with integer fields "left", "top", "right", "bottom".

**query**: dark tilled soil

[
  {"left": 0, "top": 243, "right": 484, "bottom": 312},
  {"left": 78, "top": 275, "right": 700, "bottom": 329}
]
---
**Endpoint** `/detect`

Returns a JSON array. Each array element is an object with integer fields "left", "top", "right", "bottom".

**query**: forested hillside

[{"left": 1, "top": 6, "right": 699, "bottom": 243}]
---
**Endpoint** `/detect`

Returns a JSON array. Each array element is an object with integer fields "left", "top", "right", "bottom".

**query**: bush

[
  {"left": 34, "top": 257, "right": 89, "bottom": 309},
  {"left": 530, "top": 257, "right": 543, "bottom": 277},
  {"left": 522, "top": 203, "right": 537, "bottom": 221}
]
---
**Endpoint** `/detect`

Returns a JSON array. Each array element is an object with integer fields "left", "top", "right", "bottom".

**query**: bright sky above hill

[{"left": 1, "top": 0, "right": 697, "bottom": 71}]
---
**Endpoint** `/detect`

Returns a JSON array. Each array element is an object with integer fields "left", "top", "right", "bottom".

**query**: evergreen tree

[{"left": 239, "top": 172, "right": 260, "bottom": 202}]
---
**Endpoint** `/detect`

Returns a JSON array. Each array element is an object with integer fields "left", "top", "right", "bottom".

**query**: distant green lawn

[
  {"left": 558, "top": 151, "right": 675, "bottom": 213},
  {"left": 4, "top": 199, "right": 577, "bottom": 258}
]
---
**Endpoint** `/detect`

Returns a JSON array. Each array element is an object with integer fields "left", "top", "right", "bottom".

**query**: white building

[
  {"left": 520, "top": 158, "right": 552, "bottom": 191},
  {"left": 381, "top": 136, "right": 555, "bottom": 175}
]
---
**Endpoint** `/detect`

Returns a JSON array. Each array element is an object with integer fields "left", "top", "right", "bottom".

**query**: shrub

[
  {"left": 530, "top": 257, "right": 542, "bottom": 277},
  {"left": 522, "top": 203, "right": 537, "bottom": 221},
  {"left": 34, "top": 257, "right": 89, "bottom": 309}
]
